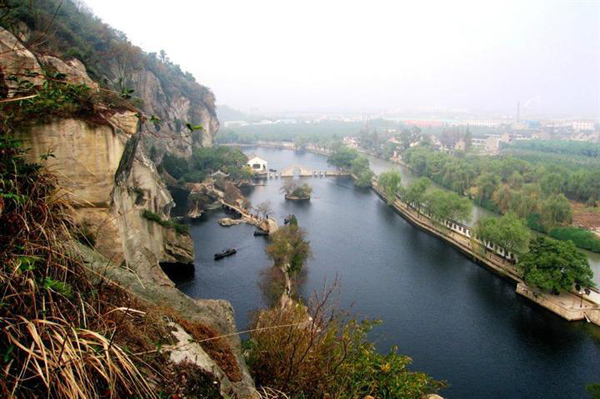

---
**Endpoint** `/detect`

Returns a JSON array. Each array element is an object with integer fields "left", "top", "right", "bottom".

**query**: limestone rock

[
  {"left": 20, "top": 118, "right": 128, "bottom": 208},
  {"left": 39, "top": 55, "right": 99, "bottom": 90},
  {"left": 0, "top": 27, "right": 44, "bottom": 97}
]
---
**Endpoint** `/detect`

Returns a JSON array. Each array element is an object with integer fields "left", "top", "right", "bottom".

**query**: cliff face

[
  {"left": 2, "top": 0, "right": 219, "bottom": 158},
  {"left": 113, "top": 64, "right": 219, "bottom": 158},
  {"left": 1, "top": 26, "right": 257, "bottom": 397}
]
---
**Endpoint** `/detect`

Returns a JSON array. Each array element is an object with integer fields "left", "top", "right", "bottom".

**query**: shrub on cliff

[{"left": 247, "top": 289, "right": 445, "bottom": 398}]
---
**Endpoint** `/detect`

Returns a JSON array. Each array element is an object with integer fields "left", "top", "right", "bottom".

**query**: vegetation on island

[
  {"left": 281, "top": 180, "right": 313, "bottom": 200},
  {"left": 160, "top": 146, "right": 253, "bottom": 183},
  {"left": 266, "top": 223, "right": 311, "bottom": 276},
  {"left": 351, "top": 156, "right": 375, "bottom": 188},
  {"left": 247, "top": 300, "right": 445, "bottom": 399},
  {"left": 250, "top": 219, "right": 445, "bottom": 398},
  {"left": 518, "top": 237, "right": 594, "bottom": 293}
]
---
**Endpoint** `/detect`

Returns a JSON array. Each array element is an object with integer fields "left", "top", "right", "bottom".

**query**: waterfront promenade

[{"left": 371, "top": 181, "right": 600, "bottom": 326}]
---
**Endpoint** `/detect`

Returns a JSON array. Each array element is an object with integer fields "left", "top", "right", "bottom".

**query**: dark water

[{"left": 179, "top": 147, "right": 600, "bottom": 399}]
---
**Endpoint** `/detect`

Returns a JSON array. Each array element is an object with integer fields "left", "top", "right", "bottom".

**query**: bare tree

[{"left": 255, "top": 200, "right": 273, "bottom": 218}]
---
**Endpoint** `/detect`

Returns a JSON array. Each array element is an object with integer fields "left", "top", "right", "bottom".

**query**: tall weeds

[{"left": 0, "top": 135, "right": 154, "bottom": 398}]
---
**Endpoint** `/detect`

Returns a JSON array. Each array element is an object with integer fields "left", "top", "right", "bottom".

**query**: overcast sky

[{"left": 84, "top": 0, "right": 600, "bottom": 118}]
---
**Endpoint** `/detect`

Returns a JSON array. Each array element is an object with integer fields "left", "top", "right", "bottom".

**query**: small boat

[
  {"left": 253, "top": 230, "right": 268, "bottom": 236},
  {"left": 214, "top": 248, "right": 237, "bottom": 260}
]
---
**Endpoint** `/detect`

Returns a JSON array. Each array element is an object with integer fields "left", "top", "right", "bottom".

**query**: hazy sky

[{"left": 85, "top": 0, "right": 600, "bottom": 118}]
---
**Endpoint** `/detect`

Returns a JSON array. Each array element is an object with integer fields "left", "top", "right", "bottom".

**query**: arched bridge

[{"left": 281, "top": 165, "right": 314, "bottom": 177}]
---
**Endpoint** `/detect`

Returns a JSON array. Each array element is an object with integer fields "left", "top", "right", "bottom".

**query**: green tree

[
  {"left": 378, "top": 171, "right": 402, "bottom": 203},
  {"left": 328, "top": 146, "right": 359, "bottom": 170},
  {"left": 425, "top": 190, "right": 472, "bottom": 223},
  {"left": 266, "top": 224, "right": 311, "bottom": 275},
  {"left": 587, "top": 383, "right": 600, "bottom": 399},
  {"left": 540, "top": 194, "right": 573, "bottom": 227},
  {"left": 518, "top": 237, "right": 594, "bottom": 293},
  {"left": 403, "top": 177, "right": 431, "bottom": 211},
  {"left": 351, "top": 156, "right": 374, "bottom": 188},
  {"left": 475, "top": 212, "right": 531, "bottom": 254}
]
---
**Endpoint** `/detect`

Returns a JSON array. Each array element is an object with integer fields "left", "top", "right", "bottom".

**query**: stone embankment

[{"left": 371, "top": 181, "right": 600, "bottom": 326}]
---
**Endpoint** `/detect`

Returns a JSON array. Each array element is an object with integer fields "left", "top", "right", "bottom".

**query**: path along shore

[{"left": 371, "top": 181, "right": 600, "bottom": 326}]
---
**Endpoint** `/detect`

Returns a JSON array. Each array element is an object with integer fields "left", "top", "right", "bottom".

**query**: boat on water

[
  {"left": 253, "top": 230, "right": 268, "bottom": 236},
  {"left": 214, "top": 248, "right": 237, "bottom": 260}
]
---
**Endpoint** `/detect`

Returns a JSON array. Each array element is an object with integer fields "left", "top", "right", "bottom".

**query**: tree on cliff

[
  {"left": 518, "top": 237, "right": 594, "bottom": 293},
  {"left": 475, "top": 212, "right": 531, "bottom": 255}
]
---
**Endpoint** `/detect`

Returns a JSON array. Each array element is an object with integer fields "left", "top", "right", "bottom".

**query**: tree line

[
  {"left": 403, "top": 145, "right": 600, "bottom": 252},
  {"left": 377, "top": 171, "right": 594, "bottom": 294}
]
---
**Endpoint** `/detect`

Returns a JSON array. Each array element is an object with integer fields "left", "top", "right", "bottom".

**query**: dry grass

[
  {"left": 0, "top": 134, "right": 241, "bottom": 398},
  {"left": 0, "top": 135, "right": 157, "bottom": 398}
]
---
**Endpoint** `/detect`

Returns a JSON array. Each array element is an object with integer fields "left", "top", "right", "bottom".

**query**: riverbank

[{"left": 371, "top": 180, "right": 600, "bottom": 326}]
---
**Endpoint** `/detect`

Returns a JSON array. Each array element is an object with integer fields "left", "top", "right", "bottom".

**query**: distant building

[
  {"left": 454, "top": 139, "right": 466, "bottom": 151},
  {"left": 343, "top": 136, "right": 359, "bottom": 148},
  {"left": 572, "top": 121, "right": 595, "bottom": 132},
  {"left": 485, "top": 137, "right": 501, "bottom": 154},
  {"left": 532, "top": 131, "right": 550, "bottom": 140},
  {"left": 246, "top": 154, "right": 268, "bottom": 172}
]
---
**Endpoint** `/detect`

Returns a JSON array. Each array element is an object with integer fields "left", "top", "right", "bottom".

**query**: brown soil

[{"left": 572, "top": 201, "right": 600, "bottom": 235}]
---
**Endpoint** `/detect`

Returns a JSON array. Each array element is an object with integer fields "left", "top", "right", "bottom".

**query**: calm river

[{"left": 179, "top": 147, "right": 600, "bottom": 399}]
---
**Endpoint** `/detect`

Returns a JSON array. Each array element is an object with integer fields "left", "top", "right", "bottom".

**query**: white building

[
  {"left": 246, "top": 154, "right": 268, "bottom": 172},
  {"left": 343, "top": 136, "right": 359, "bottom": 148},
  {"left": 572, "top": 121, "right": 595, "bottom": 132}
]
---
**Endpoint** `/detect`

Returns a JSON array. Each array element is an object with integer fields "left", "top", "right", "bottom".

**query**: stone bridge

[{"left": 280, "top": 165, "right": 314, "bottom": 177}]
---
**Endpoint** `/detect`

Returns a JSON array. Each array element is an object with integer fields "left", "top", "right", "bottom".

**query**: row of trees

[
  {"left": 376, "top": 171, "right": 594, "bottom": 293},
  {"left": 378, "top": 172, "right": 473, "bottom": 223},
  {"left": 403, "top": 145, "right": 600, "bottom": 252},
  {"left": 404, "top": 147, "right": 573, "bottom": 225}
]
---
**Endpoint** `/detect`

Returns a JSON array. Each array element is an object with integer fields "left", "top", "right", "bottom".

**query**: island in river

[{"left": 177, "top": 146, "right": 600, "bottom": 399}]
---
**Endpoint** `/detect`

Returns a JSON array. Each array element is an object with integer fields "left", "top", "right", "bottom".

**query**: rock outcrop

[
  {"left": 125, "top": 68, "right": 219, "bottom": 158},
  {"left": 1, "top": 27, "right": 257, "bottom": 397},
  {"left": 0, "top": 27, "right": 44, "bottom": 97}
]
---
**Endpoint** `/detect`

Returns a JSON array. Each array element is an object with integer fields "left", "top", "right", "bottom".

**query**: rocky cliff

[
  {"left": 3, "top": 0, "right": 219, "bottom": 158},
  {"left": 0, "top": 25, "right": 257, "bottom": 398}
]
